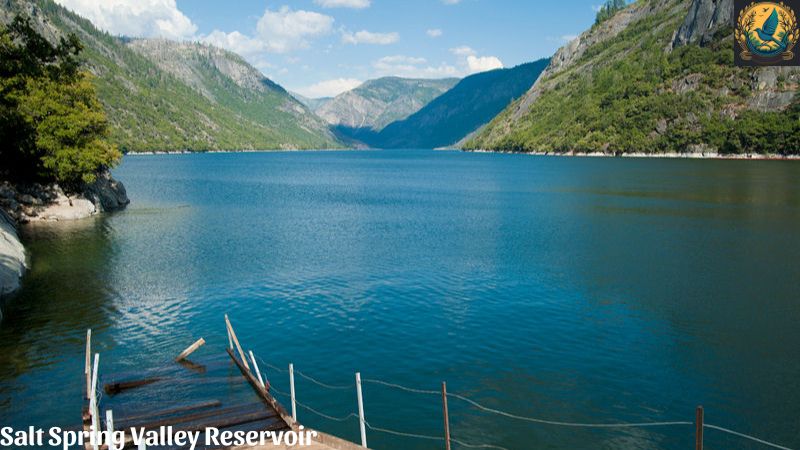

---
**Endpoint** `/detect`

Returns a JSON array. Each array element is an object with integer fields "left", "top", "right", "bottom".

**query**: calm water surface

[{"left": 1, "top": 150, "right": 799, "bottom": 449}]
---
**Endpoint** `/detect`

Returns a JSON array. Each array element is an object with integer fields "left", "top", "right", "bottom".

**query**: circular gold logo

[{"left": 736, "top": 2, "right": 799, "bottom": 62}]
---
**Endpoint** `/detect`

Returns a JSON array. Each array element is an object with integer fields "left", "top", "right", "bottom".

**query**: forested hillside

[
  {"left": 371, "top": 60, "right": 550, "bottom": 149},
  {"left": 1, "top": 0, "right": 341, "bottom": 152},
  {"left": 466, "top": 0, "right": 800, "bottom": 155}
]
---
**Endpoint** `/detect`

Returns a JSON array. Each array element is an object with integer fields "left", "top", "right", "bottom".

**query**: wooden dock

[{"left": 82, "top": 317, "right": 367, "bottom": 450}]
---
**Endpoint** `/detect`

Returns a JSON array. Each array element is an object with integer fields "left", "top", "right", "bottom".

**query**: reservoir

[{"left": 1, "top": 150, "right": 798, "bottom": 449}]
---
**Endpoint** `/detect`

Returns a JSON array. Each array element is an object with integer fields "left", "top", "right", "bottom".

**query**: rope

[
  {"left": 365, "top": 420, "right": 509, "bottom": 450},
  {"left": 248, "top": 361, "right": 791, "bottom": 448},
  {"left": 704, "top": 424, "right": 794, "bottom": 450},
  {"left": 451, "top": 438, "right": 509, "bottom": 450},
  {"left": 364, "top": 420, "right": 444, "bottom": 441},
  {"left": 295, "top": 400, "right": 359, "bottom": 423},
  {"left": 256, "top": 356, "right": 353, "bottom": 390},
  {"left": 295, "top": 369, "right": 354, "bottom": 390},
  {"left": 362, "top": 378, "right": 439, "bottom": 395},
  {"left": 447, "top": 392, "right": 692, "bottom": 428},
  {"left": 362, "top": 377, "right": 690, "bottom": 429}
]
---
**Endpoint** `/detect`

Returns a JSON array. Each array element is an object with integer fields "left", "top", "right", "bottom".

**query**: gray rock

[
  {"left": 0, "top": 185, "right": 14, "bottom": 199},
  {"left": 19, "top": 194, "right": 36, "bottom": 205},
  {"left": 672, "top": 0, "right": 734, "bottom": 48},
  {"left": 0, "top": 209, "right": 26, "bottom": 301},
  {"left": 84, "top": 170, "right": 130, "bottom": 212}
]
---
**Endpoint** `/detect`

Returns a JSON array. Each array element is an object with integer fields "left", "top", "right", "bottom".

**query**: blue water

[{"left": 1, "top": 150, "right": 799, "bottom": 449}]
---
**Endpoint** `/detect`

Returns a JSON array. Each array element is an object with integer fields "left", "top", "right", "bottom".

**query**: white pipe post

[
  {"left": 105, "top": 410, "right": 114, "bottom": 434},
  {"left": 356, "top": 372, "right": 367, "bottom": 448},
  {"left": 85, "top": 329, "right": 92, "bottom": 400},
  {"left": 289, "top": 363, "right": 297, "bottom": 422},
  {"left": 249, "top": 350, "right": 265, "bottom": 389},
  {"left": 90, "top": 353, "right": 100, "bottom": 450}
]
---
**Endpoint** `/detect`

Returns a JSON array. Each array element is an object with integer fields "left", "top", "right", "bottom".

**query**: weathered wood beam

[{"left": 175, "top": 338, "right": 205, "bottom": 362}]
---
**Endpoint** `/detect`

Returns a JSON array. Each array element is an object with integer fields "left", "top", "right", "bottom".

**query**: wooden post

[
  {"left": 85, "top": 329, "right": 92, "bottom": 400},
  {"left": 356, "top": 372, "right": 367, "bottom": 448},
  {"left": 227, "top": 326, "right": 233, "bottom": 350},
  {"left": 289, "top": 363, "right": 297, "bottom": 422},
  {"left": 442, "top": 382, "right": 451, "bottom": 450},
  {"left": 90, "top": 353, "right": 100, "bottom": 450},
  {"left": 224, "top": 315, "right": 250, "bottom": 370},
  {"left": 248, "top": 350, "right": 265, "bottom": 389},
  {"left": 105, "top": 410, "right": 114, "bottom": 434},
  {"left": 695, "top": 406, "right": 704, "bottom": 450},
  {"left": 694, "top": 406, "right": 703, "bottom": 450},
  {"left": 175, "top": 338, "right": 205, "bottom": 361}
]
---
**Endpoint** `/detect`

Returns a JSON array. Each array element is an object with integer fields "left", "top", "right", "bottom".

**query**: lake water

[{"left": 1, "top": 150, "right": 799, "bottom": 450}]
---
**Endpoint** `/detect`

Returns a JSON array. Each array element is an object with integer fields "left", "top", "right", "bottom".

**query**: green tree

[
  {"left": 0, "top": 16, "right": 120, "bottom": 188},
  {"left": 595, "top": 0, "right": 628, "bottom": 25}
]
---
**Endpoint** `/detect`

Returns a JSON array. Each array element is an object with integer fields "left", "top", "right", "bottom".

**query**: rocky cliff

[
  {"left": 0, "top": 209, "right": 26, "bottom": 308},
  {"left": 466, "top": 0, "right": 800, "bottom": 155},
  {"left": 672, "top": 0, "right": 734, "bottom": 47},
  {"left": 316, "top": 77, "right": 459, "bottom": 132}
]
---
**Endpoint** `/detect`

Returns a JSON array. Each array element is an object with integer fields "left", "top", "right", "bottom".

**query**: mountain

[
  {"left": 370, "top": 60, "right": 550, "bottom": 149},
  {"left": 290, "top": 92, "right": 333, "bottom": 111},
  {"left": 315, "top": 77, "right": 459, "bottom": 135},
  {"left": 1, "top": 0, "right": 341, "bottom": 152},
  {"left": 466, "top": 0, "right": 800, "bottom": 156}
]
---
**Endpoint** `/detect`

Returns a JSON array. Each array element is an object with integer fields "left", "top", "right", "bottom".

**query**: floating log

[
  {"left": 104, "top": 377, "right": 162, "bottom": 395},
  {"left": 175, "top": 338, "right": 205, "bottom": 362},
  {"left": 177, "top": 358, "right": 207, "bottom": 374},
  {"left": 118, "top": 403, "right": 270, "bottom": 431},
  {"left": 114, "top": 400, "right": 222, "bottom": 424}
]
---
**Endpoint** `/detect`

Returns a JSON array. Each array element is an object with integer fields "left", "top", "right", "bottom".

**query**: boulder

[
  {"left": 84, "top": 170, "right": 130, "bottom": 212},
  {"left": 0, "top": 209, "right": 26, "bottom": 302}
]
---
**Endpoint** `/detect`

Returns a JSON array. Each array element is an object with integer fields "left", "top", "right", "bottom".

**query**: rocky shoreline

[
  {"left": 464, "top": 149, "right": 800, "bottom": 160},
  {"left": 0, "top": 171, "right": 129, "bottom": 313}
]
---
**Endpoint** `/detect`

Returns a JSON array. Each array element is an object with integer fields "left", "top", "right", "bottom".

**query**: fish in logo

[{"left": 736, "top": 1, "right": 799, "bottom": 64}]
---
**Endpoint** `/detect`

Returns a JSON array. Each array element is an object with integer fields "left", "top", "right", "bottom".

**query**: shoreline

[
  {"left": 126, "top": 147, "right": 800, "bottom": 161},
  {"left": 463, "top": 149, "right": 800, "bottom": 160},
  {"left": 124, "top": 148, "right": 356, "bottom": 156}
]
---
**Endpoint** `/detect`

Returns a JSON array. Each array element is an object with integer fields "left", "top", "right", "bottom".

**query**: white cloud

[
  {"left": 54, "top": 0, "right": 197, "bottom": 39},
  {"left": 295, "top": 78, "right": 363, "bottom": 97},
  {"left": 442, "top": 0, "right": 462, "bottom": 4},
  {"left": 314, "top": 0, "right": 371, "bottom": 8},
  {"left": 466, "top": 55, "right": 503, "bottom": 73},
  {"left": 342, "top": 30, "right": 399, "bottom": 45},
  {"left": 203, "top": 30, "right": 264, "bottom": 55},
  {"left": 426, "top": 28, "right": 443, "bottom": 38},
  {"left": 373, "top": 55, "right": 459, "bottom": 78},
  {"left": 256, "top": 6, "right": 334, "bottom": 53},
  {"left": 450, "top": 45, "right": 476, "bottom": 56}
]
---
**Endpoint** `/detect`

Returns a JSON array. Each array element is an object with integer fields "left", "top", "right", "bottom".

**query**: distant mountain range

[
  {"left": 1, "top": 0, "right": 341, "bottom": 152},
  {"left": 309, "top": 77, "right": 458, "bottom": 142},
  {"left": 368, "top": 60, "right": 550, "bottom": 149},
  {"left": 291, "top": 92, "right": 333, "bottom": 111}
]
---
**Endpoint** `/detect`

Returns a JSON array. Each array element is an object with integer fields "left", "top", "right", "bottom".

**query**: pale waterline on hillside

[
  {"left": 464, "top": 149, "right": 800, "bottom": 160},
  {"left": 126, "top": 148, "right": 800, "bottom": 159},
  {"left": 124, "top": 148, "right": 364, "bottom": 155}
]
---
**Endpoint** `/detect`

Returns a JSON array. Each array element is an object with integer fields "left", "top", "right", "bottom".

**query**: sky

[{"left": 53, "top": 0, "right": 606, "bottom": 98}]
